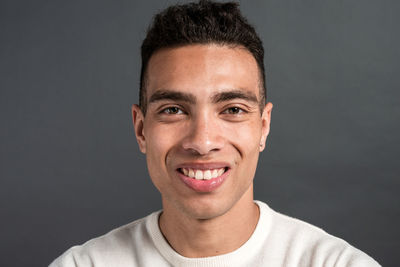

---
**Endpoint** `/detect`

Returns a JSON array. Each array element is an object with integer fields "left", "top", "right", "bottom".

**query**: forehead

[{"left": 145, "top": 44, "right": 260, "bottom": 100}]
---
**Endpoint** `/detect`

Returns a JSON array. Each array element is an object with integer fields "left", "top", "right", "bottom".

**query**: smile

[
  {"left": 176, "top": 164, "right": 230, "bottom": 192},
  {"left": 178, "top": 168, "right": 228, "bottom": 180}
]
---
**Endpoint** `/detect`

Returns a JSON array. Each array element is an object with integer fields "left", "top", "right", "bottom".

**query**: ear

[
  {"left": 131, "top": 104, "right": 146, "bottom": 154},
  {"left": 259, "top": 102, "right": 273, "bottom": 152}
]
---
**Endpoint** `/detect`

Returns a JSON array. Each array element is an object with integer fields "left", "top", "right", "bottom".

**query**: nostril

[{"left": 181, "top": 137, "right": 224, "bottom": 155}]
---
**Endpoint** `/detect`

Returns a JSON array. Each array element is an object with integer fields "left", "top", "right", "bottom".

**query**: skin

[{"left": 132, "top": 44, "right": 273, "bottom": 257}]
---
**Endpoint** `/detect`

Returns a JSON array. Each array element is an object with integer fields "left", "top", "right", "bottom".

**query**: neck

[{"left": 159, "top": 186, "right": 259, "bottom": 258}]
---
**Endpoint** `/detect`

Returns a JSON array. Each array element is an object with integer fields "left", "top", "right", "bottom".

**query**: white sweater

[{"left": 49, "top": 201, "right": 380, "bottom": 267}]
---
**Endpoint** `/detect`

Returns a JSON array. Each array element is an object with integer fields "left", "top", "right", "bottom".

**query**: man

[{"left": 50, "top": 1, "right": 380, "bottom": 266}]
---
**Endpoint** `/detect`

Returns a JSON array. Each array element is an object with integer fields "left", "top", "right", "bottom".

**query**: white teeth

[
  {"left": 195, "top": 170, "right": 203, "bottom": 180},
  {"left": 204, "top": 170, "right": 211, "bottom": 180},
  {"left": 181, "top": 168, "right": 226, "bottom": 180},
  {"left": 189, "top": 169, "right": 194, "bottom": 177}
]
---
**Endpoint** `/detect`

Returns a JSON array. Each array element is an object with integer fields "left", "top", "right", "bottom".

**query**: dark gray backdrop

[{"left": 1, "top": 0, "right": 398, "bottom": 266}]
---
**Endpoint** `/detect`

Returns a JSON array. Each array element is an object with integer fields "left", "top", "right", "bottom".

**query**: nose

[{"left": 181, "top": 111, "right": 224, "bottom": 155}]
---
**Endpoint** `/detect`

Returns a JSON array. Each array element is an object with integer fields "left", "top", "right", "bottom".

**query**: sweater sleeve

[{"left": 334, "top": 246, "right": 381, "bottom": 267}]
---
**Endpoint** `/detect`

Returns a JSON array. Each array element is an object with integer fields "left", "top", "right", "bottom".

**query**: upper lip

[{"left": 176, "top": 162, "right": 231, "bottom": 170}]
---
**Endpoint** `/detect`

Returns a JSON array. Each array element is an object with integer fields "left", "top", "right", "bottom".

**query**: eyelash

[
  {"left": 159, "top": 106, "right": 185, "bottom": 115},
  {"left": 221, "top": 106, "right": 246, "bottom": 115}
]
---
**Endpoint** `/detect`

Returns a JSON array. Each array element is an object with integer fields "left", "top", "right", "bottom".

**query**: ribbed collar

[{"left": 146, "top": 200, "right": 272, "bottom": 267}]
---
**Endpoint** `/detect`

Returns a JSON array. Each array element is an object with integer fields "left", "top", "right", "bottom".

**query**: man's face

[{"left": 132, "top": 44, "right": 272, "bottom": 220}]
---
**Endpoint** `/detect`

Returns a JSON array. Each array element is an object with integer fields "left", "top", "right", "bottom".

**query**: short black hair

[{"left": 140, "top": 0, "right": 266, "bottom": 114}]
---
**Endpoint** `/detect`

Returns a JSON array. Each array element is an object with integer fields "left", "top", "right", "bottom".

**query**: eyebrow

[
  {"left": 149, "top": 90, "right": 196, "bottom": 104},
  {"left": 148, "top": 88, "right": 258, "bottom": 105},
  {"left": 211, "top": 89, "right": 258, "bottom": 104}
]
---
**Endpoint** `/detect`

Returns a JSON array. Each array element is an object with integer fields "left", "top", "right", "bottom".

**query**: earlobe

[
  {"left": 259, "top": 102, "right": 273, "bottom": 152},
  {"left": 131, "top": 104, "right": 146, "bottom": 154}
]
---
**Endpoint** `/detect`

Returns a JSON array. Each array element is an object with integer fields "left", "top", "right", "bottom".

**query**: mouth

[
  {"left": 177, "top": 167, "right": 229, "bottom": 180},
  {"left": 176, "top": 164, "right": 230, "bottom": 192}
]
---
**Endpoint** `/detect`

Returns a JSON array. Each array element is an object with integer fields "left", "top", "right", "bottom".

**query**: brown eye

[
  {"left": 223, "top": 107, "right": 244, "bottom": 114},
  {"left": 161, "top": 107, "right": 184, "bottom": 114}
]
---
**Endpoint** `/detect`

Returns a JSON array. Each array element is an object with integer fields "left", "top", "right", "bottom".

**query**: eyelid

[
  {"left": 221, "top": 104, "right": 250, "bottom": 114},
  {"left": 158, "top": 105, "right": 186, "bottom": 115}
]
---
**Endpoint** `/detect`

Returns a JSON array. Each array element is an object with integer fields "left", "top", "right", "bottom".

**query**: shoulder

[
  {"left": 49, "top": 213, "right": 158, "bottom": 267},
  {"left": 256, "top": 201, "right": 380, "bottom": 267}
]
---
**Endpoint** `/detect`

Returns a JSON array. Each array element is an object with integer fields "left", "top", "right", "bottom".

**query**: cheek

[
  {"left": 145, "top": 131, "right": 173, "bottom": 193},
  {"left": 222, "top": 121, "right": 262, "bottom": 152},
  {"left": 146, "top": 123, "right": 174, "bottom": 151},
  {"left": 144, "top": 123, "right": 184, "bottom": 169}
]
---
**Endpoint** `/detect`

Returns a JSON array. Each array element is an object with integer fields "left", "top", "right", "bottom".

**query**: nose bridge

[{"left": 182, "top": 108, "right": 222, "bottom": 155}]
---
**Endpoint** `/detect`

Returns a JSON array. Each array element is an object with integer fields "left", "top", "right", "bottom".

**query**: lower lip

[{"left": 177, "top": 169, "right": 230, "bottom": 193}]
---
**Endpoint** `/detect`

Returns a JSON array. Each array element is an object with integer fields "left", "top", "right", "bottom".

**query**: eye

[
  {"left": 160, "top": 106, "right": 184, "bottom": 115},
  {"left": 222, "top": 107, "right": 245, "bottom": 115}
]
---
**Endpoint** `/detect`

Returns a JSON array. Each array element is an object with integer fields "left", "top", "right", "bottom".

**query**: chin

[{"left": 177, "top": 196, "right": 233, "bottom": 220}]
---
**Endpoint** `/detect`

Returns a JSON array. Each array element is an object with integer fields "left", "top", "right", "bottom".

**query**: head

[
  {"left": 139, "top": 0, "right": 266, "bottom": 115},
  {"left": 132, "top": 0, "right": 272, "bottom": 220}
]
